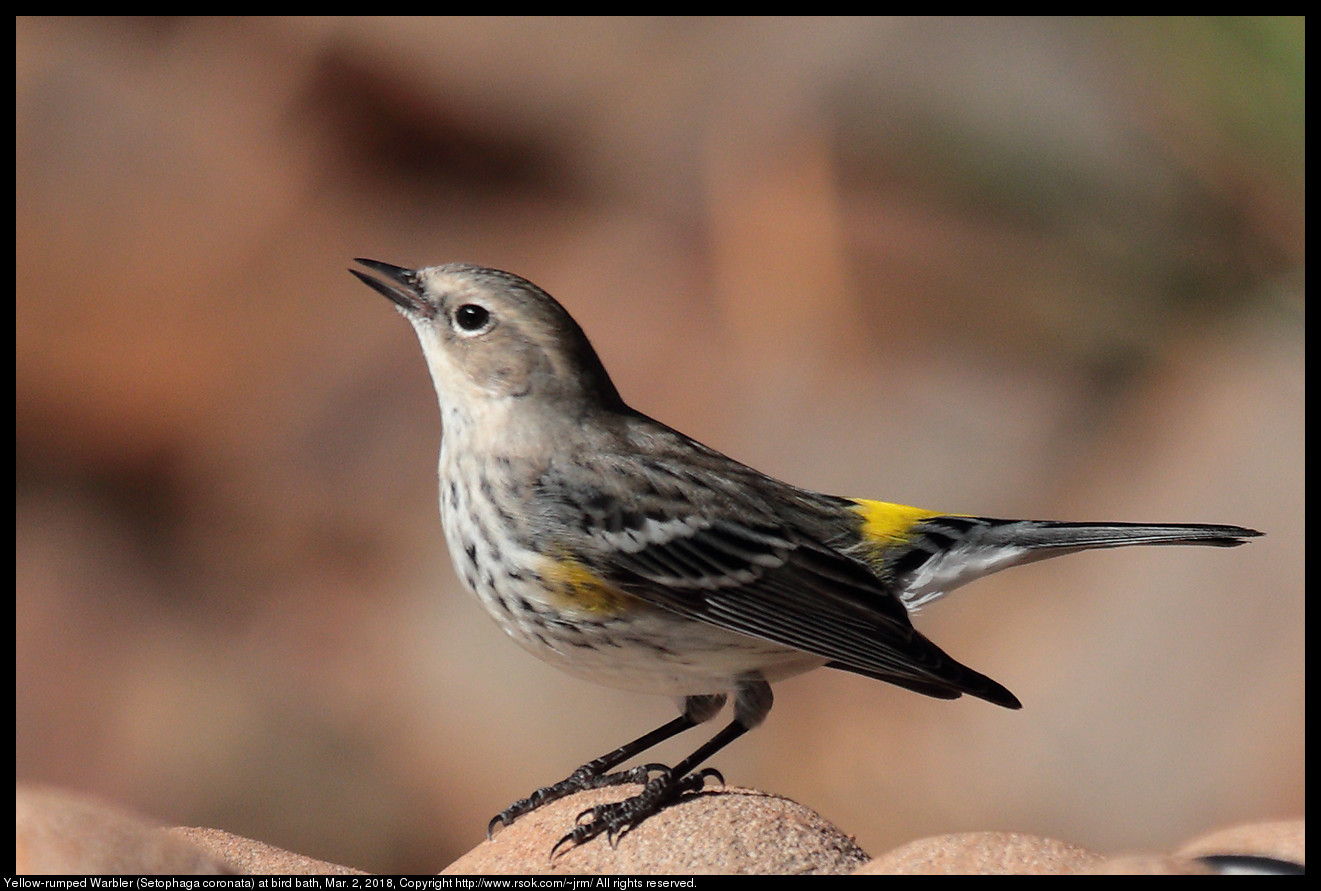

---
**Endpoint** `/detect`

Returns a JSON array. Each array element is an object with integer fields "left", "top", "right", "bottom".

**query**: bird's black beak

[{"left": 351, "top": 258, "right": 428, "bottom": 315}]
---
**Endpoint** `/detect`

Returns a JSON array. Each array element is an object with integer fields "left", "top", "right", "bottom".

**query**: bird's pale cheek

[
  {"left": 486, "top": 363, "right": 533, "bottom": 397},
  {"left": 474, "top": 342, "right": 551, "bottom": 398}
]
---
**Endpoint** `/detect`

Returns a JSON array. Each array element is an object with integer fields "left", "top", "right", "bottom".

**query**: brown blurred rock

[
  {"left": 1083, "top": 854, "right": 1215, "bottom": 875},
  {"left": 14, "top": 785, "right": 366, "bottom": 875},
  {"left": 170, "top": 827, "right": 367, "bottom": 876},
  {"left": 16, "top": 782, "right": 1303, "bottom": 876},
  {"left": 860, "top": 831, "right": 1104, "bottom": 875},
  {"left": 15, "top": 784, "right": 230, "bottom": 875},
  {"left": 443, "top": 785, "right": 869, "bottom": 874}
]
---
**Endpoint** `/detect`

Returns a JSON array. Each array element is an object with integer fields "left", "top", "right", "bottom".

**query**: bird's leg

[
  {"left": 552, "top": 676, "right": 773, "bottom": 854},
  {"left": 487, "top": 694, "right": 725, "bottom": 836}
]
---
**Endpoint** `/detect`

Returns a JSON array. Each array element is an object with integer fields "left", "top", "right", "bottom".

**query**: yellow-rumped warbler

[{"left": 351, "top": 258, "right": 1260, "bottom": 851}]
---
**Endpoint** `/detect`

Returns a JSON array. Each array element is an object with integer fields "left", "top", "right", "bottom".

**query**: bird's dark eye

[{"left": 454, "top": 303, "right": 491, "bottom": 332}]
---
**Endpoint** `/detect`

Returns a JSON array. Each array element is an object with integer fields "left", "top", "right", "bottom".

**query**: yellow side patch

[
  {"left": 539, "top": 556, "right": 638, "bottom": 616},
  {"left": 849, "top": 498, "right": 946, "bottom": 548}
]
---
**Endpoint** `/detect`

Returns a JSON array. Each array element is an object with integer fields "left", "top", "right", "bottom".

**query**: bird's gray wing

[
  {"left": 598, "top": 514, "right": 1020, "bottom": 708},
  {"left": 532, "top": 449, "right": 1018, "bottom": 708}
]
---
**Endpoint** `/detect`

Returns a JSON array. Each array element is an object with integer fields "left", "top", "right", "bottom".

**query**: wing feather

[{"left": 602, "top": 517, "right": 1019, "bottom": 708}]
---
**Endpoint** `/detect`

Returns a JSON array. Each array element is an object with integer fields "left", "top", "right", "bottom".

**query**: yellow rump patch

[{"left": 849, "top": 498, "right": 946, "bottom": 547}]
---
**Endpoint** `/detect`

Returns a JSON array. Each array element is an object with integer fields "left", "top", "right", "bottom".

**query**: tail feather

[
  {"left": 983, "top": 520, "right": 1262, "bottom": 551},
  {"left": 890, "top": 517, "right": 1262, "bottom": 608}
]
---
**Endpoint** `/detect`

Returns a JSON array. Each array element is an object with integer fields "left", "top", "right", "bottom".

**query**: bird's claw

[
  {"left": 487, "top": 763, "right": 658, "bottom": 838},
  {"left": 548, "top": 766, "right": 723, "bottom": 857}
]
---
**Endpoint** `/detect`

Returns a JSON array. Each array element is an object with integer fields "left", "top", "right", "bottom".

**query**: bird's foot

[
  {"left": 488, "top": 761, "right": 665, "bottom": 837},
  {"left": 550, "top": 766, "right": 724, "bottom": 856}
]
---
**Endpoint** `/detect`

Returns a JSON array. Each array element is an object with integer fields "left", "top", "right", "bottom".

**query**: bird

[{"left": 350, "top": 257, "right": 1261, "bottom": 852}]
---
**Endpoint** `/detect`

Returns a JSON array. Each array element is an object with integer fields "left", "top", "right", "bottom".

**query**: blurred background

[{"left": 16, "top": 17, "right": 1303, "bottom": 874}]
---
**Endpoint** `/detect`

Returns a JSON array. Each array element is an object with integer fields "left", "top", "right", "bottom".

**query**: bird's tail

[{"left": 850, "top": 501, "right": 1261, "bottom": 609}]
